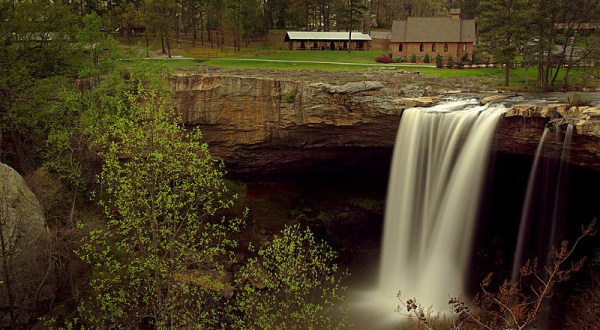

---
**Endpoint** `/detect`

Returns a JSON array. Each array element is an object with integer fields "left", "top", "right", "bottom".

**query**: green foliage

[
  {"left": 423, "top": 53, "right": 430, "bottom": 64},
  {"left": 349, "top": 198, "right": 383, "bottom": 214},
  {"left": 461, "top": 53, "right": 470, "bottom": 64},
  {"left": 446, "top": 55, "right": 454, "bottom": 69},
  {"left": 435, "top": 54, "right": 444, "bottom": 68},
  {"left": 0, "top": 0, "right": 81, "bottom": 169},
  {"left": 75, "top": 12, "right": 121, "bottom": 78},
  {"left": 282, "top": 90, "right": 296, "bottom": 103},
  {"left": 73, "top": 67, "right": 246, "bottom": 328},
  {"left": 235, "top": 224, "right": 349, "bottom": 330},
  {"left": 477, "top": 0, "right": 532, "bottom": 85},
  {"left": 410, "top": 54, "right": 417, "bottom": 63}
]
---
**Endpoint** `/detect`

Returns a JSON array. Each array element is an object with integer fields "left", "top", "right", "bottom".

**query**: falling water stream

[
  {"left": 348, "top": 97, "right": 583, "bottom": 329},
  {"left": 350, "top": 99, "right": 509, "bottom": 329},
  {"left": 378, "top": 99, "right": 508, "bottom": 307},
  {"left": 511, "top": 123, "right": 573, "bottom": 282}
]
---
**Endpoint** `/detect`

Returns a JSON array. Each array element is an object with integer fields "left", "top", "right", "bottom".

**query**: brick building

[{"left": 390, "top": 9, "right": 476, "bottom": 61}]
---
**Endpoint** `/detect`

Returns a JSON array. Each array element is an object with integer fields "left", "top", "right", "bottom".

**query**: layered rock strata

[{"left": 169, "top": 69, "right": 600, "bottom": 173}]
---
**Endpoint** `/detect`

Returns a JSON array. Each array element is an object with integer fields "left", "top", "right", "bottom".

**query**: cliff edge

[{"left": 169, "top": 68, "right": 600, "bottom": 173}]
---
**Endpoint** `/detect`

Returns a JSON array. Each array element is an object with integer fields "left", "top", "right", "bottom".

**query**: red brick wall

[{"left": 390, "top": 42, "right": 474, "bottom": 61}]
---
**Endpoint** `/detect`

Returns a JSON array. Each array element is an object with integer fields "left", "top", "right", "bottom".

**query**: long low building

[{"left": 284, "top": 31, "right": 372, "bottom": 51}]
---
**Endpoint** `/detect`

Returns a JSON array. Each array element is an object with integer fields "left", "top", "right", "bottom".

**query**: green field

[{"left": 130, "top": 42, "right": 596, "bottom": 91}]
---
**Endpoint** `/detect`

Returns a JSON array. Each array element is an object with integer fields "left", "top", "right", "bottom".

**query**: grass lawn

[
  {"left": 195, "top": 51, "right": 570, "bottom": 86},
  {"left": 116, "top": 37, "right": 597, "bottom": 91}
]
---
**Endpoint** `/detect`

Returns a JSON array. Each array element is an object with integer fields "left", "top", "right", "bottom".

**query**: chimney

[{"left": 451, "top": 8, "right": 461, "bottom": 20}]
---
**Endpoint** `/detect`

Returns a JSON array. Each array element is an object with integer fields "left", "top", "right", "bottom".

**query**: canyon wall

[{"left": 169, "top": 69, "right": 600, "bottom": 173}]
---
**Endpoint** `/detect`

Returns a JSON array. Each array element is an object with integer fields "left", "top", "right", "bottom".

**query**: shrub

[
  {"left": 435, "top": 54, "right": 444, "bottom": 68},
  {"left": 423, "top": 53, "right": 430, "bottom": 63},
  {"left": 461, "top": 52, "right": 470, "bottom": 63},
  {"left": 564, "top": 271, "right": 600, "bottom": 330},
  {"left": 375, "top": 54, "right": 393, "bottom": 63},
  {"left": 410, "top": 54, "right": 417, "bottom": 63},
  {"left": 459, "top": 53, "right": 470, "bottom": 68},
  {"left": 235, "top": 224, "right": 349, "bottom": 330},
  {"left": 446, "top": 55, "right": 454, "bottom": 68},
  {"left": 397, "top": 219, "right": 596, "bottom": 330},
  {"left": 282, "top": 90, "right": 296, "bottom": 103},
  {"left": 472, "top": 51, "right": 480, "bottom": 65}
]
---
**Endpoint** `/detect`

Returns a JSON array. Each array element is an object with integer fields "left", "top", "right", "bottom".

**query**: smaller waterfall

[
  {"left": 377, "top": 99, "right": 508, "bottom": 313},
  {"left": 512, "top": 122, "right": 573, "bottom": 282}
]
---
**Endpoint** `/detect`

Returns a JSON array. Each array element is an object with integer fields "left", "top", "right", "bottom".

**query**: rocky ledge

[{"left": 169, "top": 68, "right": 600, "bottom": 173}]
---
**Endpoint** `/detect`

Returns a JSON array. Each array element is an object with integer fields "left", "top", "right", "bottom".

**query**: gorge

[{"left": 169, "top": 68, "right": 600, "bottom": 328}]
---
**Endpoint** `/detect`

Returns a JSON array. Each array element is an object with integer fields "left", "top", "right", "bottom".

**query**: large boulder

[{"left": 0, "top": 162, "right": 54, "bottom": 327}]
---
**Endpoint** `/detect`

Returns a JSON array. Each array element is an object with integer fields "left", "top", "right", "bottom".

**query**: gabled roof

[
  {"left": 391, "top": 17, "right": 476, "bottom": 43},
  {"left": 285, "top": 31, "right": 372, "bottom": 42}
]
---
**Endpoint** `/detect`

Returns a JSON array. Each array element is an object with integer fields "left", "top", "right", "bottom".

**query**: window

[
  {"left": 432, "top": 44, "right": 436, "bottom": 52},
  {"left": 399, "top": 43, "right": 403, "bottom": 52},
  {"left": 462, "top": 43, "right": 467, "bottom": 52},
  {"left": 444, "top": 43, "right": 448, "bottom": 52},
  {"left": 419, "top": 43, "right": 424, "bottom": 52}
]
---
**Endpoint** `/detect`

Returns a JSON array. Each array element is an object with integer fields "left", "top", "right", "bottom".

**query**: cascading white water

[
  {"left": 511, "top": 123, "right": 573, "bottom": 282},
  {"left": 377, "top": 99, "right": 508, "bottom": 313},
  {"left": 511, "top": 127, "right": 550, "bottom": 281}
]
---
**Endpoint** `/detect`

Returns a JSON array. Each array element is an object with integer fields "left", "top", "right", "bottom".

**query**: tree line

[
  {"left": 477, "top": 0, "right": 600, "bottom": 89},
  {"left": 69, "top": 0, "right": 480, "bottom": 52},
  {"left": 58, "top": 0, "right": 600, "bottom": 90}
]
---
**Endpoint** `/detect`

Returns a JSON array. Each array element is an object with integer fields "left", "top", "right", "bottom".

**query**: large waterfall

[
  {"left": 348, "top": 97, "right": 586, "bottom": 330},
  {"left": 377, "top": 99, "right": 508, "bottom": 312}
]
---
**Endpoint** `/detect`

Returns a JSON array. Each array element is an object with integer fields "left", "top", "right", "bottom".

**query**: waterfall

[
  {"left": 511, "top": 127, "right": 550, "bottom": 281},
  {"left": 377, "top": 99, "right": 508, "bottom": 312},
  {"left": 511, "top": 123, "right": 573, "bottom": 282}
]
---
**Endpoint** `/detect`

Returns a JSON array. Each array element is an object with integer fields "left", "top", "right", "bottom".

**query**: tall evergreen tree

[{"left": 477, "top": 0, "right": 532, "bottom": 86}]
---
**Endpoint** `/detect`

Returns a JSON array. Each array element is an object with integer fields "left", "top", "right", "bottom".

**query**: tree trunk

[
  {"left": 166, "top": 34, "right": 172, "bottom": 58},
  {"left": 193, "top": 15, "right": 197, "bottom": 47},
  {"left": 0, "top": 202, "right": 18, "bottom": 327},
  {"left": 10, "top": 130, "right": 27, "bottom": 173},
  {"left": 160, "top": 29, "right": 166, "bottom": 54},
  {"left": 504, "top": 63, "right": 510, "bottom": 86}
]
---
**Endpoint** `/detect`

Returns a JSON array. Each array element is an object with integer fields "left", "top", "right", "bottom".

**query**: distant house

[
  {"left": 284, "top": 31, "right": 372, "bottom": 51},
  {"left": 390, "top": 9, "right": 476, "bottom": 60}
]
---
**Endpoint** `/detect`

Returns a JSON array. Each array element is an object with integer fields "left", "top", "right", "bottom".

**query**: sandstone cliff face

[
  {"left": 169, "top": 70, "right": 600, "bottom": 173},
  {"left": 497, "top": 103, "right": 600, "bottom": 171}
]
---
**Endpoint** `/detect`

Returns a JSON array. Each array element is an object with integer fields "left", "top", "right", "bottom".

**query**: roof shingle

[{"left": 391, "top": 17, "right": 476, "bottom": 43}]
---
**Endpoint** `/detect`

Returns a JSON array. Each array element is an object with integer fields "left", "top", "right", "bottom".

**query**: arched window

[
  {"left": 444, "top": 43, "right": 448, "bottom": 52},
  {"left": 462, "top": 43, "right": 467, "bottom": 52},
  {"left": 432, "top": 44, "right": 436, "bottom": 52},
  {"left": 419, "top": 43, "right": 424, "bottom": 52},
  {"left": 399, "top": 43, "right": 403, "bottom": 52}
]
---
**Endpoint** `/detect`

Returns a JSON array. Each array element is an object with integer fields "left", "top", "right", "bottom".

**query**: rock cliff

[
  {"left": 169, "top": 68, "right": 600, "bottom": 173},
  {"left": 0, "top": 162, "right": 54, "bottom": 327}
]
